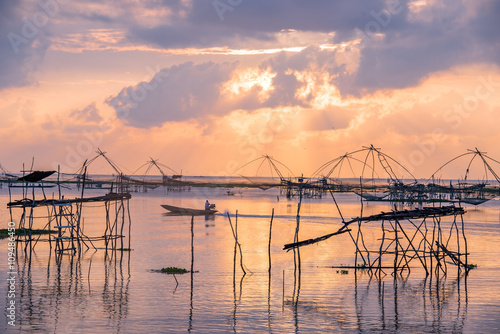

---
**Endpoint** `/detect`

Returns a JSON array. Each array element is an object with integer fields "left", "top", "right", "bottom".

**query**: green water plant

[
  {"left": 0, "top": 228, "right": 56, "bottom": 239},
  {"left": 161, "top": 267, "right": 188, "bottom": 274}
]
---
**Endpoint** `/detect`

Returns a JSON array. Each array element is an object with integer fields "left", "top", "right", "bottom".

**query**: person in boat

[{"left": 205, "top": 200, "right": 216, "bottom": 210}]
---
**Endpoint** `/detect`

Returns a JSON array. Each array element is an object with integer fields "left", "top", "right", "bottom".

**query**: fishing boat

[
  {"left": 161, "top": 204, "right": 218, "bottom": 215},
  {"left": 460, "top": 197, "right": 491, "bottom": 205},
  {"left": 354, "top": 192, "right": 388, "bottom": 201}
]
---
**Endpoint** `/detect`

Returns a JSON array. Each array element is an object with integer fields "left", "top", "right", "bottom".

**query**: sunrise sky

[{"left": 1, "top": 0, "right": 499, "bottom": 178}]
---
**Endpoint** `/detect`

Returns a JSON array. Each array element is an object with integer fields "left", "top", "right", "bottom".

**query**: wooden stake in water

[
  {"left": 227, "top": 211, "right": 246, "bottom": 275},
  {"left": 282, "top": 270, "right": 285, "bottom": 311},
  {"left": 268, "top": 208, "right": 274, "bottom": 274},
  {"left": 191, "top": 215, "right": 194, "bottom": 273}
]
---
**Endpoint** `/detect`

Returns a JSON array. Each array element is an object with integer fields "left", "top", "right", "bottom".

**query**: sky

[{"left": 1, "top": 0, "right": 499, "bottom": 179}]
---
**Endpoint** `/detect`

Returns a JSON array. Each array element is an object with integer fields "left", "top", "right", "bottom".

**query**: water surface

[{"left": 1, "top": 184, "right": 499, "bottom": 333}]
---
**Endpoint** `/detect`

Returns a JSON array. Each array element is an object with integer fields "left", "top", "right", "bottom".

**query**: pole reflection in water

[
  {"left": 13, "top": 248, "right": 131, "bottom": 333},
  {"left": 188, "top": 215, "right": 194, "bottom": 333},
  {"left": 292, "top": 248, "right": 301, "bottom": 334},
  {"left": 102, "top": 249, "right": 130, "bottom": 330},
  {"left": 278, "top": 269, "right": 470, "bottom": 333},
  {"left": 350, "top": 270, "right": 468, "bottom": 332}
]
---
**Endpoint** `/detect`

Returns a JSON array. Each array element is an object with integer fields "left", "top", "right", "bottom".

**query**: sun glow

[
  {"left": 289, "top": 70, "right": 346, "bottom": 108},
  {"left": 222, "top": 67, "right": 276, "bottom": 101}
]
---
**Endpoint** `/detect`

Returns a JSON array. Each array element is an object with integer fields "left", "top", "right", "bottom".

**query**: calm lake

[{"left": 1, "top": 181, "right": 499, "bottom": 333}]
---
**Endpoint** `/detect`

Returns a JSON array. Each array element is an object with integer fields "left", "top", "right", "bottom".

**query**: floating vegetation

[
  {"left": 161, "top": 267, "right": 188, "bottom": 274},
  {"left": 0, "top": 228, "right": 56, "bottom": 239},
  {"left": 149, "top": 267, "right": 198, "bottom": 275},
  {"left": 466, "top": 264, "right": 478, "bottom": 269}
]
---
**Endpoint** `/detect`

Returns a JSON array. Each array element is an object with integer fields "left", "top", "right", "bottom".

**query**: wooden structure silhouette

[
  {"left": 284, "top": 146, "right": 477, "bottom": 276},
  {"left": 7, "top": 161, "right": 132, "bottom": 256}
]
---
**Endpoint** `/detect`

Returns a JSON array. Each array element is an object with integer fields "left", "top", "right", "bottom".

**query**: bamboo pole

[
  {"left": 396, "top": 220, "right": 427, "bottom": 275},
  {"left": 104, "top": 202, "right": 110, "bottom": 249},
  {"left": 120, "top": 198, "right": 125, "bottom": 250},
  {"left": 268, "top": 208, "right": 274, "bottom": 274},
  {"left": 460, "top": 213, "right": 468, "bottom": 270},
  {"left": 377, "top": 219, "right": 385, "bottom": 275},
  {"left": 189, "top": 214, "right": 194, "bottom": 331},
  {"left": 227, "top": 211, "right": 246, "bottom": 275},
  {"left": 394, "top": 219, "right": 398, "bottom": 275},
  {"left": 191, "top": 215, "right": 194, "bottom": 273},
  {"left": 127, "top": 199, "right": 132, "bottom": 250},
  {"left": 356, "top": 176, "right": 363, "bottom": 268}
]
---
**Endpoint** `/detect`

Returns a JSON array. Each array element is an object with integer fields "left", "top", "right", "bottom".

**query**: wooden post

[
  {"left": 227, "top": 211, "right": 246, "bottom": 275},
  {"left": 189, "top": 214, "right": 194, "bottom": 331},
  {"left": 191, "top": 215, "right": 194, "bottom": 273},
  {"left": 120, "top": 199, "right": 125, "bottom": 250},
  {"left": 460, "top": 213, "right": 468, "bottom": 269},
  {"left": 268, "top": 208, "right": 274, "bottom": 274},
  {"left": 282, "top": 270, "right": 285, "bottom": 310},
  {"left": 394, "top": 219, "right": 398, "bottom": 275},
  {"left": 127, "top": 199, "right": 132, "bottom": 250},
  {"left": 377, "top": 219, "right": 385, "bottom": 275}
]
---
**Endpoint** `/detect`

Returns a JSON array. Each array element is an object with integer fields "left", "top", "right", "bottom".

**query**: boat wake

[{"left": 219, "top": 211, "right": 342, "bottom": 224}]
